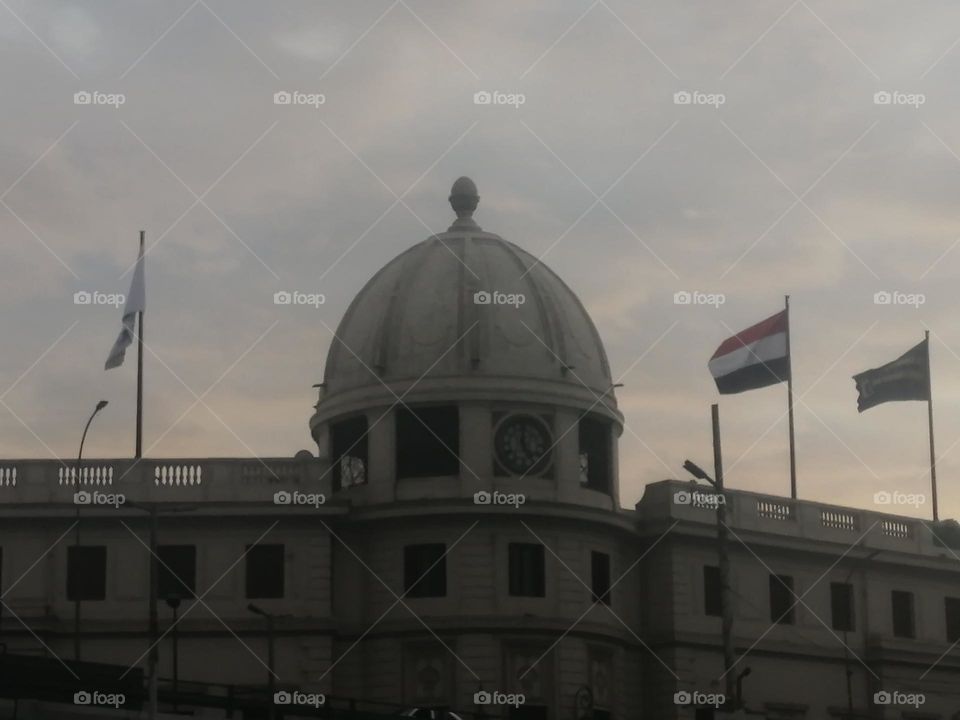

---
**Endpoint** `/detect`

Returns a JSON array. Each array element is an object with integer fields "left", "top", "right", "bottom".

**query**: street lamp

[{"left": 73, "top": 399, "right": 108, "bottom": 660}]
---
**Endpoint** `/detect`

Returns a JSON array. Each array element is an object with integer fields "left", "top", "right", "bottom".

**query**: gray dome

[{"left": 321, "top": 180, "right": 615, "bottom": 409}]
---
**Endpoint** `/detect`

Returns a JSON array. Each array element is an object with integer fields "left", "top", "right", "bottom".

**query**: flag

[
  {"left": 853, "top": 338, "right": 929, "bottom": 412},
  {"left": 709, "top": 310, "right": 790, "bottom": 394},
  {"left": 105, "top": 252, "right": 145, "bottom": 370}
]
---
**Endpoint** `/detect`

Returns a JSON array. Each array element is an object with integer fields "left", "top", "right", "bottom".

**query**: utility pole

[{"left": 148, "top": 505, "right": 158, "bottom": 719}]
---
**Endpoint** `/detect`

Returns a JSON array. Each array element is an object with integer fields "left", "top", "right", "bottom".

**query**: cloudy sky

[{"left": 3, "top": 0, "right": 960, "bottom": 518}]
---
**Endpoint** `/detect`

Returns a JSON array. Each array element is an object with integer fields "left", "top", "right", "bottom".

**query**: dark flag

[{"left": 852, "top": 338, "right": 929, "bottom": 412}]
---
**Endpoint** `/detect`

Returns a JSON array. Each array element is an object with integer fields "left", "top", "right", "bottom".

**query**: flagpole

[
  {"left": 785, "top": 295, "right": 797, "bottom": 499},
  {"left": 926, "top": 330, "right": 938, "bottom": 522},
  {"left": 136, "top": 230, "right": 144, "bottom": 459}
]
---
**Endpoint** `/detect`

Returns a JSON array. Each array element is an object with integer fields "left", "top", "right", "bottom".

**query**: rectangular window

[
  {"left": 579, "top": 416, "right": 611, "bottom": 492},
  {"left": 946, "top": 597, "right": 960, "bottom": 643},
  {"left": 157, "top": 545, "right": 197, "bottom": 599},
  {"left": 703, "top": 565, "right": 722, "bottom": 617},
  {"left": 830, "top": 582, "right": 854, "bottom": 632},
  {"left": 246, "top": 544, "right": 284, "bottom": 599},
  {"left": 67, "top": 546, "right": 106, "bottom": 601},
  {"left": 331, "top": 416, "right": 368, "bottom": 489},
  {"left": 591, "top": 551, "right": 611, "bottom": 605},
  {"left": 396, "top": 406, "right": 460, "bottom": 478},
  {"left": 509, "top": 543, "right": 545, "bottom": 597},
  {"left": 769, "top": 574, "right": 795, "bottom": 625},
  {"left": 892, "top": 590, "right": 915, "bottom": 638},
  {"left": 404, "top": 544, "right": 447, "bottom": 598}
]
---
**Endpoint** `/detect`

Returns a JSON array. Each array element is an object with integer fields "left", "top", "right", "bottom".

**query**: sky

[{"left": 2, "top": 0, "right": 960, "bottom": 518}]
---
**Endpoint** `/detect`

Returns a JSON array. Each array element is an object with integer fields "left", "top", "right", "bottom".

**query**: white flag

[{"left": 105, "top": 252, "right": 145, "bottom": 370}]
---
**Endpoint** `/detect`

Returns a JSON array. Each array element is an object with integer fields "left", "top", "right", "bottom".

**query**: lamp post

[
  {"left": 842, "top": 548, "right": 881, "bottom": 719},
  {"left": 165, "top": 595, "right": 182, "bottom": 709},
  {"left": 248, "top": 603, "right": 277, "bottom": 719},
  {"left": 73, "top": 399, "right": 108, "bottom": 661}
]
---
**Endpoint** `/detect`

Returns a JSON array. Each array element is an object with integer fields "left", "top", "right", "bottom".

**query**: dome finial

[{"left": 448, "top": 176, "right": 480, "bottom": 230}]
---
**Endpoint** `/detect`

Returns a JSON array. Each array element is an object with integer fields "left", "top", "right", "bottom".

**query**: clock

[{"left": 494, "top": 414, "right": 553, "bottom": 476}]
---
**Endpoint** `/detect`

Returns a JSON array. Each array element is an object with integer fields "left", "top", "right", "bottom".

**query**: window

[
  {"left": 579, "top": 415, "right": 612, "bottom": 492},
  {"left": 157, "top": 545, "right": 196, "bottom": 599},
  {"left": 396, "top": 406, "right": 459, "bottom": 478},
  {"left": 591, "top": 551, "right": 611, "bottom": 605},
  {"left": 67, "top": 546, "right": 106, "bottom": 601},
  {"left": 946, "top": 597, "right": 960, "bottom": 642},
  {"left": 246, "top": 544, "right": 284, "bottom": 599},
  {"left": 703, "top": 565, "right": 722, "bottom": 617},
  {"left": 891, "top": 590, "right": 915, "bottom": 638},
  {"left": 331, "top": 416, "right": 367, "bottom": 489},
  {"left": 830, "top": 582, "right": 854, "bottom": 632},
  {"left": 769, "top": 574, "right": 795, "bottom": 625},
  {"left": 509, "top": 543, "right": 545, "bottom": 597},
  {"left": 404, "top": 544, "right": 447, "bottom": 598}
]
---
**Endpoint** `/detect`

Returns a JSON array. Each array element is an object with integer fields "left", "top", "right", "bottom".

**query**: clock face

[{"left": 494, "top": 415, "right": 552, "bottom": 476}]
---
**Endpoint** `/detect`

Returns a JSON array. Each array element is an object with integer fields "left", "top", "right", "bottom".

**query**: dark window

[
  {"left": 157, "top": 545, "right": 196, "bottom": 599},
  {"left": 591, "top": 551, "right": 611, "bottom": 605},
  {"left": 331, "top": 416, "right": 367, "bottom": 489},
  {"left": 396, "top": 406, "right": 460, "bottom": 478},
  {"left": 703, "top": 565, "right": 722, "bottom": 617},
  {"left": 579, "top": 415, "right": 611, "bottom": 492},
  {"left": 831, "top": 582, "right": 854, "bottom": 632},
  {"left": 404, "top": 544, "right": 447, "bottom": 598},
  {"left": 67, "top": 546, "right": 106, "bottom": 601},
  {"left": 246, "top": 544, "right": 284, "bottom": 599},
  {"left": 946, "top": 597, "right": 960, "bottom": 642},
  {"left": 769, "top": 574, "right": 795, "bottom": 625},
  {"left": 892, "top": 590, "right": 915, "bottom": 638},
  {"left": 509, "top": 543, "right": 545, "bottom": 597}
]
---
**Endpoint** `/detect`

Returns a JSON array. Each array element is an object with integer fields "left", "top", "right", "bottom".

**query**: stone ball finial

[{"left": 449, "top": 176, "right": 479, "bottom": 219}]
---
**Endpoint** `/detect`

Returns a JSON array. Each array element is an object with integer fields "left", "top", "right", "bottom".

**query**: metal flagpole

[
  {"left": 926, "top": 330, "right": 938, "bottom": 522},
  {"left": 713, "top": 404, "right": 736, "bottom": 705},
  {"left": 785, "top": 295, "right": 797, "bottom": 499},
  {"left": 136, "top": 230, "right": 145, "bottom": 459}
]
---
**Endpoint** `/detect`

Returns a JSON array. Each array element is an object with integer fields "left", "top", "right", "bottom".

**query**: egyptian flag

[
  {"left": 853, "top": 338, "right": 929, "bottom": 412},
  {"left": 709, "top": 310, "right": 790, "bottom": 394}
]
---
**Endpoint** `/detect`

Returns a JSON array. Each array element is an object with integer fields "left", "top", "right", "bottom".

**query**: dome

[{"left": 317, "top": 178, "right": 618, "bottom": 424}]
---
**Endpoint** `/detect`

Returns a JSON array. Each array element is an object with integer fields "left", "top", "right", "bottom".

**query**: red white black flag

[{"left": 709, "top": 310, "right": 790, "bottom": 394}]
